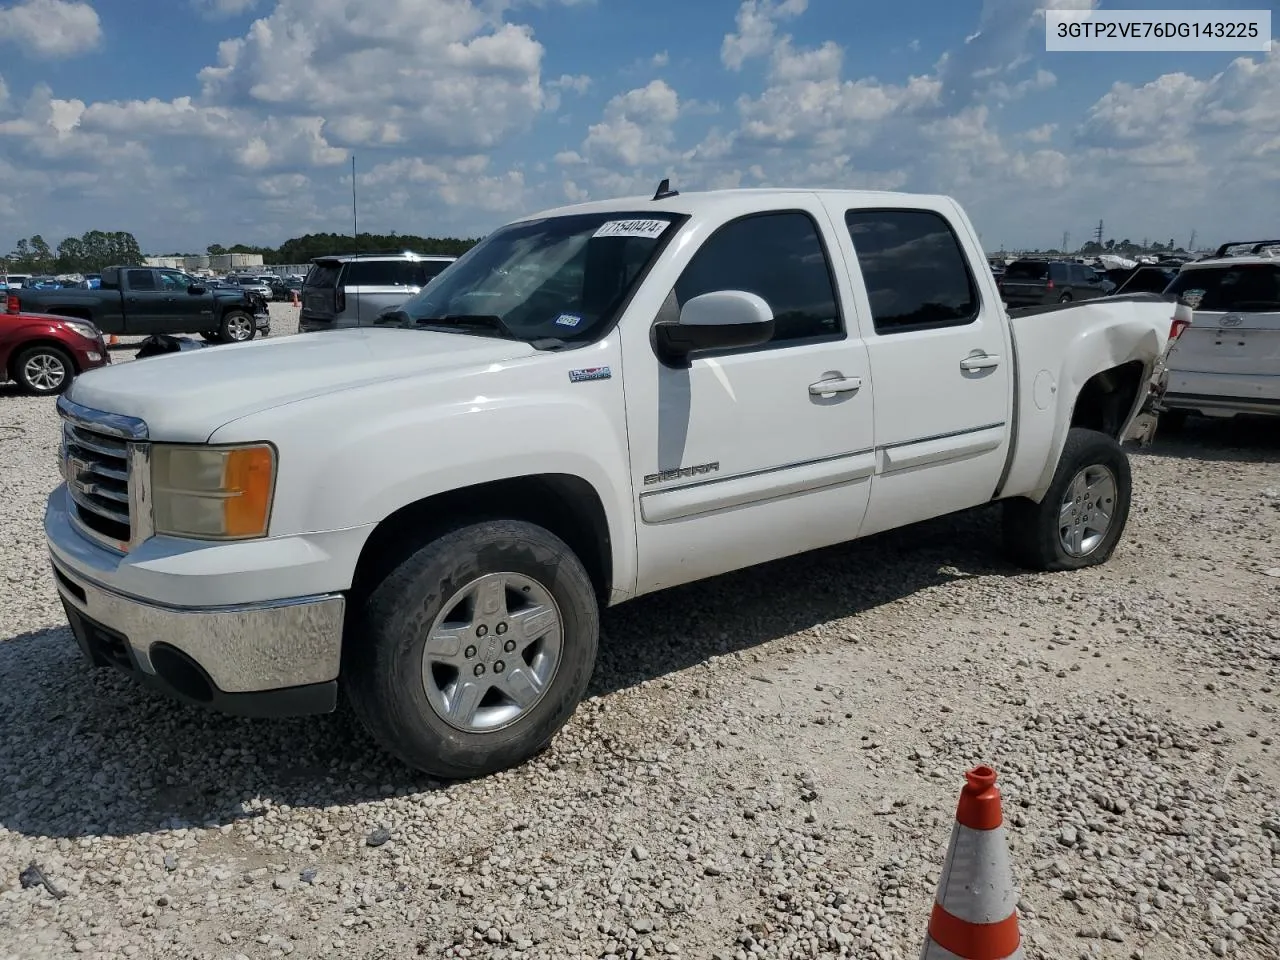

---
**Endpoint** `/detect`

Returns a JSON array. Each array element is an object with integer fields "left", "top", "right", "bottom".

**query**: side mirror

[
  {"left": 188, "top": 284, "right": 206, "bottom": 295},
  {"left": 652, "top": 290, "right": 775, "bottom": 367}
]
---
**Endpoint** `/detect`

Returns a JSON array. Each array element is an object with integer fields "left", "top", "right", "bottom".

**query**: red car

[{"left": 1, "top": 304, "right": 111, "bottom": 396}]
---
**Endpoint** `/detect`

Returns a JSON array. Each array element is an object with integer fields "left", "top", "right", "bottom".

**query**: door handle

[
  {"left": 164, "top": 297, "right": 176, "bottom": 302},
  {"left": 960, "top": 354, "right": 1001, "bottom": 371},
  {"left": 126, "top": 297, "right": 138, "bottom": 303},
  {"left": 809, "top": 376, "right": 862, "bottom": 396}
]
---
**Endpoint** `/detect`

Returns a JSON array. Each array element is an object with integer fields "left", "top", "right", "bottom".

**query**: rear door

[
  {"left": 120, "top": 269, "right": 174, "bottom": 334},
  {"left": 343, "top": 260, "right": 419, "bottom": 324},
  {"left": 1165, "top": 263, "right": 1280, "bottom": 412},
  {"left": 833, "top": 201, "right": 1014, "bottom": 536}
]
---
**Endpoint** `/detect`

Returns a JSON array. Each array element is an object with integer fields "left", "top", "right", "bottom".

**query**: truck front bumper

[{"left": 46, "top": 485, "right": 357, "bottom": 717}]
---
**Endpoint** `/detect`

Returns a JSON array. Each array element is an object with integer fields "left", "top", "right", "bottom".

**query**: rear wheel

[
  {"left": 13, "top": 344, "right": 74, "bottom": 395},
  {"left": 1003, "top": 427, "right": 1131, "bottom": 571},
  {"left": 346, "top": 519, "right": 599, "bottom": 779},
  {"left": 1058, "top": 292, "right": 1073, "bottom": 303},
  {"left": 218, "top": 311, "right": 255, "bottom": 343}
]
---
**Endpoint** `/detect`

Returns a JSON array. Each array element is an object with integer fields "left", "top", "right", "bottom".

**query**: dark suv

[
  {"left": 299, "top": 253, "right": 456, "bottom": 332},
  {"left": 998, "top": 260, "right": 1114, "bottom": 306}
]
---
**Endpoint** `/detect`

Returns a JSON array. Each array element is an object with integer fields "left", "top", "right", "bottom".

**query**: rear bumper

[{"left": 1160, "top": 370, "right": 1280, "bottom": 418}]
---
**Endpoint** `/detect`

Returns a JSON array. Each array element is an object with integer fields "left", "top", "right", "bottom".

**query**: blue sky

[{"left": 0, "top": 0, "right": 1276, "bottom": 255}]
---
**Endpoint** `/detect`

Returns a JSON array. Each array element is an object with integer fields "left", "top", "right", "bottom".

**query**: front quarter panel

[
  {"left": 206, "top": 338, "right": 638, "bottom": 598},
  {"left": 1002, "top": 300, "right": 1168, "bottom": 501}
]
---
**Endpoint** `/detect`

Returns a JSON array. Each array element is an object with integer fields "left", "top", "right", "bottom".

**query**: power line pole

[
  {"left": 1188, "top": 228, "right": 1197, "bottom": 252},
  {"left": 1061, "top": 230, "right": 1070, "bottom": 253},
  {"left": 1094, "top": 219, "right": 1104, "bottom": 247}
]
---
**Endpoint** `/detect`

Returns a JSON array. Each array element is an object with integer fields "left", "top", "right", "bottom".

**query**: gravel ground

[{"left": 1, "top": 304, "right": 1278, "bottom": 960}]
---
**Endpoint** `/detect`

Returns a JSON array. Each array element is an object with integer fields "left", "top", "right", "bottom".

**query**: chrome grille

[{"left": 56, "top": 397, "right": 150, "bottom": 551}]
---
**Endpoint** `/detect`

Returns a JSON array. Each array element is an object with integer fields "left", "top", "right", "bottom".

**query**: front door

[
  {"left": 157, "top": 269, "right": 216, "bottom": 333},
  {"left": 828, "top": 202, "right": 1013, "bottom": 537},
  {"left": 121, "top": 269, "right": 174, "bottom": 335},
  {"left": 624, "top": 204, "right": 877, "bottom": 594}
]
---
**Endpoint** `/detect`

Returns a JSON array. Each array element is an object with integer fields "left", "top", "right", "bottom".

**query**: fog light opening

[{"left": 148, "top": 643, "right": 215, "bottom": 704}]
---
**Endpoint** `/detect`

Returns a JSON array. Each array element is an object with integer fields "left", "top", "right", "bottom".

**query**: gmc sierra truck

[
  {"left": 11, "top": 265, "right": 270, "bottom": 342},
  {"left": 45, "top": 187, "right": 1176, "bottom": 779}
]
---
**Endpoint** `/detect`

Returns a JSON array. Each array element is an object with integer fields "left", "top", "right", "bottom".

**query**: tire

[
  {"left": 346, "top": 519, "right": 599, "bottom": 779},
  {"left": 218, "top": 311, "right": 256, "bottom": 343},
  {"left": 13, "top": 344, "right": 75, "bottom": 396},
  {"left": 1058, "top": 292, "right": 1073, "bottom": 303},
  {"left": 1002, "top": 427, "right": 1132, "bottom": 572}
]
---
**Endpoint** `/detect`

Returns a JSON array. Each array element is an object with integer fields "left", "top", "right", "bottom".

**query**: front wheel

[
  {"left": 1002, "top": 427, "right": 1132, "bottom": 571},
  {"left": 346, "top": 519, "right": 599, "bottom": 779},
  {"left": 218, "top": 311, "right": 256, "bottom": 343},
  {"left": 13, "top": 344, "right": 75, "bottom": 395}
]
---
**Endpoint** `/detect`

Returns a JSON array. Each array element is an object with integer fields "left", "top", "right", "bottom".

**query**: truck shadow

[
  {"left": 0, "top": 506, "right": 1014, "bottom": 842},
  {"left": 1138, "top": 415, "right": 1280, "bottom": 464}
]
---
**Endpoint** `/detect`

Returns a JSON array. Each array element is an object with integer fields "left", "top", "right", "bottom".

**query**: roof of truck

[{"left": 522, "top": 187, "right": 961, "bottom": 223}]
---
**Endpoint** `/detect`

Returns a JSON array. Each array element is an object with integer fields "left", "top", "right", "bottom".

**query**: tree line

[
  {"left": 6, "top": 230, "right": 481, "bottom": 275},
  {"left": 6, "top": 231, "right": 145, "bottom": 274},
  {"left": 185, "top": 232, "right": 481, "bottom": 265}
]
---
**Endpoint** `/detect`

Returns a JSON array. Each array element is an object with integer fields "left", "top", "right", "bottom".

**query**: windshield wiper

[{"left": 415, "top": 314, "right": 516, "bottom": 337}]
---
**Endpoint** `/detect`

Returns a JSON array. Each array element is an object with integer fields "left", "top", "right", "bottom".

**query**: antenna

[
  {"left": 352, "top": 154, "right": 360, "bottom": 323},
  {"left": 652, "top": 178, "right": 679, "bottom": 201}
]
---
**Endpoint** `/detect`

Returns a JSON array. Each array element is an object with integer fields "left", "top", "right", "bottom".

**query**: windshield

[{"left": 391, "top": 212, "right": 682, "bottom": 342}]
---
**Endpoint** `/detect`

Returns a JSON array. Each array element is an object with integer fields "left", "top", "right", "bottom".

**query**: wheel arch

[
  {"left": 9, "top": 338, "right": 80, "bottom": 380},
  {"left": 348, "top": 473, "right": 614, "bottom": 607}
]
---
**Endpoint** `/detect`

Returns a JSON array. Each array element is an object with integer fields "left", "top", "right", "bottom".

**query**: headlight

[
  {"left": 64, "top": 321, "right": 99, "bottom": 341},
  {"left": 151, "top": 443, "right": 276, "bottom": 540}
]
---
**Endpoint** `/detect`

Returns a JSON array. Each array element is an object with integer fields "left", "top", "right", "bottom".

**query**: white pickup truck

[{"left": 46, "top": 186, "right": 1175, "bottom": 778}]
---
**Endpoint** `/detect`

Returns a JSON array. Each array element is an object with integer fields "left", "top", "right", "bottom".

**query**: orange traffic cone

[
  {"left": 921, "top": 766, "right": 1022, "bottom": 959},
  {"left": 291, "top": 291, "right": 300, "bottom": 307}
]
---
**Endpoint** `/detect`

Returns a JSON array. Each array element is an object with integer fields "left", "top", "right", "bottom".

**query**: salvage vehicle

[
  {"left": 45, "top": 186, "right": 1174, "bottom": 778},
  {"left": 10, "top": 266, "right": 270, "bottom": 343},
  {"left": 1155, "top": 240, "right": 1280, "bottom": 427},
  {"left": 299, "top": 251, "right": 457, "bottom": 331},
  {"left": 1, "top": 310, "right": 110, "bottom": 395}
]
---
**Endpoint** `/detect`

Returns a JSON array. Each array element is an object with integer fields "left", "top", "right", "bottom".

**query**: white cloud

[
  {"left": 191, "top": 0, "right": 258, "bottom": 15},
  {"left": 0, "top": 0, "right": 100, "bottom": 58},
  {"left": 651, "top": 50, "right": 669, "bottom": 67},
  {"left": 721, "top": 0, "right": 806, "bottom": 70},
  {"left": 581, "top": 79, "right": 681, "bottom": 166}
]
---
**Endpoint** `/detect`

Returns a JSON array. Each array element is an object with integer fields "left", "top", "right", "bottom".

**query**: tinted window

[
  {"left": 126, "top": 269, "right": 156, "bottom": 290},
  {"left": 1117, "top": 267, "right": 1177, "bottom": 295},
  {"left": 1049, "top": 263, "right": 1069, "bottom": 282},
  {"left": 675, "top": 212, "right": 840, "bottom": 344},
  {"left": 1004, "top": 261, "right": 1047, "bottom": 281},
  {"left": 845, "top": 209, "right": 978, "bottom": 333},
  {"left": 305, "top": 262, "right": 342, "bottom": 289},
  {"left": 1166, "top": 265, "right": 1280, "bottom": 311},
  {"left": 345, "top": 261, "right": 415, "bottom": 286},
  {"left": 412, "top": 260, "right": 452, "bottom": 286}
]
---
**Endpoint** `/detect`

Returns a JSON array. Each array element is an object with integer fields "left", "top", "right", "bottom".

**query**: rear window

[
  {"left": 1116, "top": 267, "right": 1177, "bottom": 295},
  {"left": 1004, "top": 261, "right": 1048, "bottom": 280},
  {"left": 1167, "top": 265, "right": 1280, "bottom": 312},
  {"left": 304, "top": 262, "right": 342, "bottom": 289}
]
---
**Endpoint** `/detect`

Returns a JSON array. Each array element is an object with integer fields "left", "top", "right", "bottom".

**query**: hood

[{"left": 67, "top": 328, "right": 538, "bottom": 443}]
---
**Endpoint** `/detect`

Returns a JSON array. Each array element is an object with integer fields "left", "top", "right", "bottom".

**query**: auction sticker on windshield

[
  {"left": 593, "top": 219, "right": 670, "bottom": 239},
  {"left": 555, "top": 313, "right": 582, "bottom": 327}
]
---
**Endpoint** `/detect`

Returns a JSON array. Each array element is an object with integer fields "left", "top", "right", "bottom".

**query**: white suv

[{"left": 1159, "top": 240, "right": 1280, "bottom": 426}]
